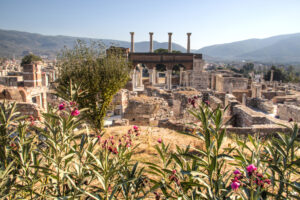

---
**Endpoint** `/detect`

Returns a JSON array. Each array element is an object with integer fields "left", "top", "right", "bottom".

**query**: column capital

[
  {"left": 130, "top": 32, "right": 135, "bottom": 35},
  {"left": 149, "top": 32, "right": 153, "bottom": 35},
  {"left": 187, "top": 32, "right": 192, "bottom": 36},
  {"left": 168, "top": 32, "right": 173, "bottom": 35}
]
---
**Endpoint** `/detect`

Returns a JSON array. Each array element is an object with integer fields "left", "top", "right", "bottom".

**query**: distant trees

[
  {"left": 227, "top": 63, "right": 254, "bottom": 77},
  {"left": 154, "top": 48, "right": 182, "bottom": 53},
  {"left": 57, "top": 40, "right": 131, "bottom": 132},
  {"left": 264, "top": 66, "right": 300, "bottom": 82},
  {"left": 21, "top": 54, "right": 42, "bottom": 66}
]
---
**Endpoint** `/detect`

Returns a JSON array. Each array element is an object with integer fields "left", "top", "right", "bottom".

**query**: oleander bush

[{"left": 0, "top": 97, "right": 299, "bottom": 199}]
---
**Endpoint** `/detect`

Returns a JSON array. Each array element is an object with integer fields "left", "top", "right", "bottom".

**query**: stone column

[
  {"left": 260, "top": 72, "right": 264, "bottom": 83},
  {"left": 152, "top": 68, "right": 156, "bottom": 84},
  {"left": 252, "top": 85, "right": 257, "bottom": 98},
  {"left": 257, "top": 85, "right": 262, "bottom": 98},
  {"left": 270, "top": 70, "right": 274, "bottom": 82},
  {"left": 167, "top": 70, "right": 172, "bottom": 90},
  {"left": 187, "top": 33, "right": 191, "bottom": 53},
  {"left": 132, "top": 69, "right": 136, "bottom": 90},
  {"left": 138, "top": 68, "right": 143, "bottom": 87},
  {"left": 168, "top": 32, "right": 172, "bottom": 53},
  {"left": 156, "top": 71, "right": 160, "bottom": 84},
  {"left": 130, "top": 32, "right": 135, "bottom": 52},
  {"left": 148, "top": 69, "right": 153, "bottom": 84},
  {"left": 184, "top": 71, "right": 189, "bottom": 86},
  {"left": 242, "top": 93, "right": 247, "bottom": 105},
  {"left": 228, "top": 82, "right": 233, "bottom": 94},
  {"left": 149, "top": 32, "right": 153, "bottom": 53},
  {"left": 166, "top": 72, "right": 169, "bottom": 89},
  {"left": 179, "top": 67, "right": 183, "bottom": 86}
]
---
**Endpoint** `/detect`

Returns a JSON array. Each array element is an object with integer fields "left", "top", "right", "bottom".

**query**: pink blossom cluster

[
  {"left": 99, "top": 136, "right": 119, "bottom": 154},
  {"left": 169, "top": 169, "right": 180, "bottom": 186},
  {"left": 153, "top": 191, "right": 160, "bottom": 200},
  {"left": 27, "top": 115, "right": 35, "bottom": 126},
  {"left": 188, "top": 96, "right": 198, "bottom": 108},
  {"left": 58, "top": 101, "right": 80, "bottom": 116},
  {"left": 231, "top": 164, "right": 271, "bottom": 191},
  {"left": 97, "top": 125, "right": 141, "bottom": 154}
]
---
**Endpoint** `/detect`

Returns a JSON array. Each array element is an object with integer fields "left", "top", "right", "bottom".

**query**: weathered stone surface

[
  {"left": 232, "top": 105, "right": 273, "bottom": 127},
  {"left": 124, "top": 95, "right": 171, "bottom": 125},
  {"left": 277, "top": 104, "right": 300, "bottom": 122},
  {"left": 208, "top": 95, "right": 223, "bottom": 109},
  {"left": 112, "top": 119, "right": 129, "bottom": 126},
  {"left": 247, "top": 98, "right": 274, "bottom": 114}
]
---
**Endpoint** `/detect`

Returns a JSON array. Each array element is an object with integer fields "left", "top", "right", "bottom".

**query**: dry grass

[
  {"left": 102, "top": 125, "right": 244, "bottom": 164},
  {"left": 103, "top": 125, "right": 204, "bottom": 163}
]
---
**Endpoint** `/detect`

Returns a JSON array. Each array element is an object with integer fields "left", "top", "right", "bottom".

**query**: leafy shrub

[{"left": 0, "top": 97, "right": 299, "bottom": 199}]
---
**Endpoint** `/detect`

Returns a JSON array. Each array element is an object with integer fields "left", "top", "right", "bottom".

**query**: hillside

[
  {"left": 1, "top": 29, "right": 300, "bottom": 63},
  {"left": 197, "top": 33, "right": 300, "bottom": 63},
  {"left": 0, "top": 29, "right": 186, "bottom": 58}
]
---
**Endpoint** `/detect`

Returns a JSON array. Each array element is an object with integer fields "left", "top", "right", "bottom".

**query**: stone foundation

[{"left": 277, "top": 104, "right": 300, "bottom": 122}]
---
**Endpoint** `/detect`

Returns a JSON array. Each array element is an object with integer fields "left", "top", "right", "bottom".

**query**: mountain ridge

[{"left": 1, "top": 29, "right": 300, "bottom": 63}]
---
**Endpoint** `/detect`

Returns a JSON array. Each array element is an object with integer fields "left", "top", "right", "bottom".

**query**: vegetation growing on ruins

[
  {"left": 56, "top": 40, "right": 131, "bottom": 132},
  {"left": 0, "top": 95, "right": 299, "bottom": 199},
  {"left": 154, "top": 48, "right": 182, "bottom": 53},
  {"left": 264, "top": 65, "right": 300, "bottom": 83},
  {"left": 21, "top": 53, "right": 42, "bottom": 66}
]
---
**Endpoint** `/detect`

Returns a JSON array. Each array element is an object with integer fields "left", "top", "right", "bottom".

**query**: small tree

[
  {"left": 57, "top": 40, "right": 131, "bottom": 133},
  {"left": 264, "top": 66, "right": 288, "bottom": 82},
  {"left": 21, "top": 54, "right": 42, "bottom": 66}
]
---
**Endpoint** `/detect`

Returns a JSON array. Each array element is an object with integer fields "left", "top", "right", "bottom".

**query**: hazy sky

[{"left": 1, "top": 0, "right": 300, "bottom": 49}]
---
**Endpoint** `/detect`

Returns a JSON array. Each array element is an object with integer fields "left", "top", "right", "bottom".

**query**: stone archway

[
  {"left": 18, "top": 88, "right": 28, "bottom": 102},
  {"left": 172, "top": 64, "right": 185, "bottom": 87}
]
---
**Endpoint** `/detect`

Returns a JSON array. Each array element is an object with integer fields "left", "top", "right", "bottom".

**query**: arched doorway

[
  {"left": 155, "top": 64, "right": 167, "bottom": 85},
  {"left": 172, "top": 64, "right": 185, "bottom": 87}
]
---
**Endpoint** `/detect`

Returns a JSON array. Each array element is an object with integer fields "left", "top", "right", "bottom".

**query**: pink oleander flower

[
  {"left": 231, "top": 181, "right": 240, "bottom": 191},
  {"left": 70, "top": 101, "right": 76, "bottom": 106},
  {"left": 133, "top": 125, "right": 139, "bottom": 131},
  {"left": 157, "top": 138, "right": 162, "bottom": 143},
  {"left": 59, "top": 102, "right": 65, "bottom": 110},
  {"left": 246, "top": 164, "right": 257, "bottom": 173},
  {"left": 172, "top": 169, "right": 177, "bottom": 174},
  {"left": 233, "top": 169, "right": 241, "bottom": 175},
  {"left": 191, "top": 99, "right": 196, "bottom": 108},
  {"left": 154, "top": 192, "right": 161, "bottom": 200},
  {"left": 264, "top": 179, "right": 271, "bottom": 184},
  {"left": 71, "top": 109, "right": 80, "bottom": 116}
]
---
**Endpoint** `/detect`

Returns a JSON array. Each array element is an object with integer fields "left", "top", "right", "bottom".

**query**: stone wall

[
  {"left": 226, "top": 124, "right": 290, "bottom": 136},
  {"left": 247, "top": 98, "right": 274, "bottom": 114},
  {"left": 215, "top": 75, "right": 248, "bottom": 93},
  {"left": 145, "top": 86, "right": 200, "bottom": 121},
  {"left": 111, "top": 89, "right": 130, "bottom": 115},
  {"left": 123, "top": 95, "right": 171, "bottom": 126},
  {"left": 277, "top": 104, "right": 300, "bottom": 122},
  {"left": 16, "top": 103, "right": 41, "bottom": 118},
  {"left": 262, "top": 91, "right": 285, "bottom": 100},
  {"left": 273, "top": 95, "right": 298, "bottom": 104},
  {"left": 209, "top": 95, "right": 223, "bottom": 109},
  {"left": 232, "top": 105, "right": 273, "bottom": 127},
  {"left": 232, "top": 90, "right": 251, "bottom": 103},
  {"left": 0, "top": 101, "right": 41, "bottom": 119}
]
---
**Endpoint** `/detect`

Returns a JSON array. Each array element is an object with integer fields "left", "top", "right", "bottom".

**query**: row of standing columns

[
  {"left": 132, "top": 67, "right": 193, "bottom": 91},
  {"left": 129, "top": 32, "right": 192, "bottom": 53}
]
